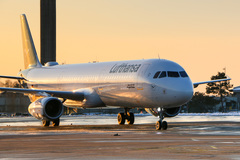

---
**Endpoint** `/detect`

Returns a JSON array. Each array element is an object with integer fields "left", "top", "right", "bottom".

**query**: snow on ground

[{"left": 0, "top": 112, "right": 240, "bottom": 126}]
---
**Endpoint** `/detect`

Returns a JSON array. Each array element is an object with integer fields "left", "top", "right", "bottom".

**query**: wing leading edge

[
  {"left": 0, "top": 87, "right": 84, "bottom": 101},
  {"left": 193, "top": 77, "right": 231, "bottom": 88},
  {"left": 0, "top": 75, "right": 26, "bottom": 80}
]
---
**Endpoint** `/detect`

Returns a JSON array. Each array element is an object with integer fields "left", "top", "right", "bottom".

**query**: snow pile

[{"left": 179, "top": 112, "right": 240, "bottom": 116}]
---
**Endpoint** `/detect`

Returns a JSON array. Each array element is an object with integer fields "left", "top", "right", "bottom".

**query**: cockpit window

[
  {"left": 153, "top": 71, "right": 161, "bottom": 79},
  {"left": 159, "top": 71, "right": 166, "bottom": 78},
  {"left": 179, "top": 71, "right": 188, "bottom": 77},
  {"left": 168, "top": 71, "right": 180, "bottom": 77},
  {"left": 153, "top": 71, "right": 188, "bottom": 79}
]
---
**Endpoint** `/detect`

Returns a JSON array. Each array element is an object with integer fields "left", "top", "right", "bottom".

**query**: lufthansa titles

[{"left": 109, "top": 63, "right": 141, "bottom": 73}]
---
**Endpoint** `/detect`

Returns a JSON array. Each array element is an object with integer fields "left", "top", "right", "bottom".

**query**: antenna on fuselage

[{"left": 158, "top": 54, "right": 160, "bottom": 59}]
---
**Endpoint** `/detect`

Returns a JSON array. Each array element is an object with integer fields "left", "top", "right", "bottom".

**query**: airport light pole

[{"left": 40, "top": 0, "right": 56, "bottom": 65}]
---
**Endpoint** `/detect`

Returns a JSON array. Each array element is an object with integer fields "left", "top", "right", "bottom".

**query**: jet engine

[
  {"left": 145, "top": 107, "right": 181, "bottom": 117},
  {"left": 28, "top": 97, "right": 63, "bottom": 121}
]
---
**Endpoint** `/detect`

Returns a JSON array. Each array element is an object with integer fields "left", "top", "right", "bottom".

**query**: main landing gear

[
  {"left": 156, "top": 107, "right": 168, "bottom": 130},
  {"left": 117, "top": 108, "right": 134, "bottom": 125},
  {"left": 42, "top": 118, "right": 60, "bottom": 127}
]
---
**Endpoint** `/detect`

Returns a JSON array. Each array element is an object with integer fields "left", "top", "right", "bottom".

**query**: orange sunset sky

[{"left": 0, "top": 0, "right": 239, "bottom": 92}]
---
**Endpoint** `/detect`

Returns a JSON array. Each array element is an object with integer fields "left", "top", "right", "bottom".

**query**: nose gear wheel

[{"left": 155, "top": 107, "right": 168, "bottom": 130}]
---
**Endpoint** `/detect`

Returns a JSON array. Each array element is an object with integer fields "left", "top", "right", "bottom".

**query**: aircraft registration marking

[{"left": 127, "top": 84, "right": 135, "bottom": 89}]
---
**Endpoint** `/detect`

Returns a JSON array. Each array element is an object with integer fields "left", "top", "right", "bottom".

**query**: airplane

[
  {"left": 231, "top": 87, "right": 240, "bottom": 93},
  {"left": 0, "top": 14, "right": 231, "bottom": 130}
]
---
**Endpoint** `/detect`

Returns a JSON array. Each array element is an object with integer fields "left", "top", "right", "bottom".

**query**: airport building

[
  {"left": 215, "top": 96, "right": 238, "bottom": 112},
  {"left": 0, "top": 93, "right": 30, "bottom": 115}
]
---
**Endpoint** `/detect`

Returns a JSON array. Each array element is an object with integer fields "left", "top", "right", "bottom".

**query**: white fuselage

[{"left": 21, "top": 59, "right": 194, "bottom": 109}]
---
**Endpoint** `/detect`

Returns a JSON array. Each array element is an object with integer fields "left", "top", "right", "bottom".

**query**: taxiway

[{"left": 0, "top": 115, "right": 240, "bottom": 159}]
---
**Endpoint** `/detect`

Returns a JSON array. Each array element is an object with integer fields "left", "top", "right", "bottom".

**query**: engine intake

[
  {"left": 145, "top": 107, "right": 181, "bottom": 117},
  {"left": 163, "top": 107, "right": 181, "bottom": 117},
  {"left": 28, "top": 97, "right": 63, "bottom": 121}
]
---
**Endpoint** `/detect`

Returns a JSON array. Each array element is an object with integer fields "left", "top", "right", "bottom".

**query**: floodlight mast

[{"left": 40, "top": 0, "right": 56, "bottom": 65}]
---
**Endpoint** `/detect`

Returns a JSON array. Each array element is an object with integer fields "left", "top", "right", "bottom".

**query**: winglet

[{"left": 20, "top": 14, "right": 42, "bottom": 69}]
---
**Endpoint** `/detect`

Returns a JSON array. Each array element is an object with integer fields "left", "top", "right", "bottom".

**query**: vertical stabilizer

[{"left": 20, "top": 14, "right": 42, "bottom": 69}]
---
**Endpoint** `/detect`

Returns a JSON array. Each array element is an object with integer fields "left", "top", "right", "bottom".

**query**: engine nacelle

[
  {"left": 145, "top": 107, "right": 181, "bottom": 117},
  {"left": 28, "top": 97, "right": 63, "bottom": 121}
]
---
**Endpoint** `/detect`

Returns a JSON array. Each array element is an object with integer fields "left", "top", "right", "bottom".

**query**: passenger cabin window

[
  {"left": 153, "top": 71, "right": 161, "bottom": 79},
  {"left": 159, "top": 71, "right": 166, "bottom": 78},
  {"left": 168, "top": 71, "right": 180, "bottom": 77},
  {"left": 179, "top": 71, "right": 188, "bottom": 77}
]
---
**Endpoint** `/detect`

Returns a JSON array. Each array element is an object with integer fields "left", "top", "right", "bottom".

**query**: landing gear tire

[
  {"left": 156, "top": 121, "right": 161, "bottom": 130},
  {"left": 162, "top": 121, "right": 168, "bottom": 130},
  {"left": 117, "top": 113, "right": 125, "bottom": 125},
  {"left": 155, "top": 120, "right": 168, "bottom": 130},
  {"left": 42, "top": 120, "right": 50, "bottom": 127},
  {"left": 118, "top": 109, "right": 135, "bottom": 125},
  {"left": 155, "top": 107, "right": 168, "bottom": 130},
  {"left": 127, "top": 112, "right": 134, "bottom": 125},
  {"left": 52, "top": 118, "right": 60, "bottom": 127}
]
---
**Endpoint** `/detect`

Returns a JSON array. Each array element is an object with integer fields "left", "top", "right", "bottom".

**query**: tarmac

[
  {"left": 0, "top": 115, "right": 240, "bottom": 160},
  {"left": 1, "top": 116, "right": 240, "bottom": 160}
]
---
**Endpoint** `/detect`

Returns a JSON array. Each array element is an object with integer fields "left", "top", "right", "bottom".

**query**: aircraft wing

[
  {"left": 231, "top": 87, "right": 240, "bottom": 93},
  {"left": 0, "top": 75, "right": 26, "bottom": 80},
  {"left": 193, "top": 77, "right": 231, "bottom": 88},
  {"left": 0, "top": 87, "right": 84, "bottom": 101}
]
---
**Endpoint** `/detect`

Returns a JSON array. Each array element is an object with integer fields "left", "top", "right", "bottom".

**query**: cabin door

[{"left": 137, "top": 64, "right": 150, "bottom": 90}]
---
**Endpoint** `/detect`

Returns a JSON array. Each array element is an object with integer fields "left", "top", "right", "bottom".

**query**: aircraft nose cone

[
  {"left": 174, "top": 86, "right": 193, "bottom": 105},
  {"left": 175, "top": 90, "right": 193, "bottom": 104},
  {"left": 169, "top": 81, "right": 194, "bottom": 106},
  {"left": 154, "top": 78, "right": 194, "bottom": 106}
]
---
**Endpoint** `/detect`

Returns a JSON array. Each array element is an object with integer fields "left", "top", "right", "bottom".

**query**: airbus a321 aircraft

[{"left": 0, "top": 14, "right": 231, "bottom": 130}]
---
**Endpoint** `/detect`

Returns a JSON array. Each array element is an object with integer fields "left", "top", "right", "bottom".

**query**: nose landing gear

[
  {"left": 156, "top": 107, "right": 168, "bottom": 130},
  {"left": 156, "top": 120, "right": 168, "bottom": 130},
  {"left": 117, "top": 108, "right": 134, "bottom": 125}
]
